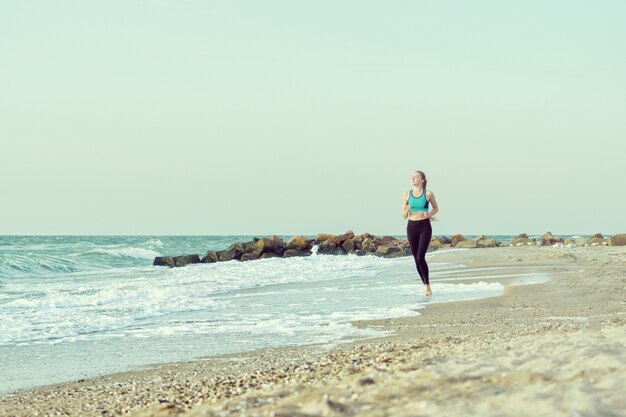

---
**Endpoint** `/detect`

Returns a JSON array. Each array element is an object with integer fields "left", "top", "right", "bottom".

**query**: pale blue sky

[{"left": 1, "top": 1, "right": 624, "bottom": 236}]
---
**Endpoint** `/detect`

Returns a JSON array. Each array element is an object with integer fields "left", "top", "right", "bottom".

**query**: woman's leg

[
  {"left": 407, "top": 221, "right": 426, "bottom": 284},
  {"left": 416, "top": 221, "right": 432, "bottom": 285}
]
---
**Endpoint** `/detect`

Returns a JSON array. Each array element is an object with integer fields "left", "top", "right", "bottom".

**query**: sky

[{"left": 1, "top": 0, "right": 624, "bottom": 236}]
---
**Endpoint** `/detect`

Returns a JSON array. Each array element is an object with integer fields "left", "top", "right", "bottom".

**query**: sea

[{"left": 0, "top": 234, "right": 581, "bottom": 395}]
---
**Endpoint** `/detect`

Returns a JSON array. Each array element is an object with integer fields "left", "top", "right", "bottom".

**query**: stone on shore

[
  {"left": 283, "top": 249, "right": 312, "bottom": 257},
  {"left": 201, "top": 251, "right": 219, "bottom": 263},
  {"left": 153, "top": 256, "right": 175, "bottom": 267},
  {"left": 286, "top": 235, "right": 315, "bottom": 251},
  {"left": 477, "top": 238, "right": 498, "bottom": 248},
  {"left": 153, "top": 254, "right": 200, "bottom": 267},
  {"left": 608, "top": 233, "right": 626, "bottom": 246},
  {"left": 451, "top": 234, "right": 466, "bottom": 246},
  {"left": 456, "top": 240, "right": 479, "bottom": 248}
]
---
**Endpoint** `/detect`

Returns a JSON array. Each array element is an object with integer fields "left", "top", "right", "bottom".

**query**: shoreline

[
  {"left": 0, "top": 248, "right": 551, "bottom": 398},
  {"left": 1, "top": 245, "right": 624, "bottom": 416}
]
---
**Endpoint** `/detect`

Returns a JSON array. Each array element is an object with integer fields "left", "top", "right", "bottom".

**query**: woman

[{"left": 402, "top": 170, "right": 439, "bottom": 296}]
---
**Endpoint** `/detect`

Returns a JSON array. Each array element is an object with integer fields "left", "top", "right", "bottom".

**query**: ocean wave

[
  {"left": 79, "top": 247, "right": 161, "bottom": 260},
  {"left": 0, "top": 254, "right": 84, "bottom": 277}
]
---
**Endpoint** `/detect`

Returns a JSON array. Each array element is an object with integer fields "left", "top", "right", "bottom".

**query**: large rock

[
  {"left": 201, "top": 251, "right": 219, "bottom": 263},
  {"left": 381, "top": 235, "right": 399, "bottom": 244},
  {"left": 342, "top": 238, "right": 355, "bottom": 252},
  {"left": 540, "top": 231, "right": 557, "bottom": 246},
  {"left": 319, "top": 237, "right": 348, "bottom": 255},
  {"left": 154, "top": 254, "right": 201, "bottom": 267},
  {"left": 589, "top": 233, "right": 604, "bottom": 240},
  {"left": 588, "top": 237, "right": 606, "bottom": 245},
  {"left": 316, "top": 233, "right": 337, "bottom": 244},
  {"left": 283, "top": 249, "right": 312, "bottom": 257},
  {"left": 360, "top": 237, "right": 375, "bottom": 252},
  {"left": 608, "top": 234, "right": 626, "bottom": 246},
  {"left": 260, "top": 252, "right": 282, "bottom": 259},
  {"left": 286, "top": 235, "right": 314, "bottom": 251},
  {"left": 451, "top": 234, "right": 466, "bottom": 246},
  {"left": 512, "top": 237, "right": 534, "bottom": 246},
  {"left": 574, "top": 237, "right": 587, "bottom": 246},
  {"left": 242, "top": 235, "right": 286, "bottom": 260},
  {"left": 334, "top": 230, "right": 355, "bottom": 246},
  {"left": 375, "top": 244, "right": 404, "bottom": 258},
  {"left": 153, "top": 256, "right": 175, "bottom": 267},
  {"left": 241, "top": 251, "right": 261, "bottom": 261},
  {"left": 219, "top": 243, "right": 245, "bottom": 261},
  {"left": 456, "top": 240, "right": 478, "bottom": 248},
  {"left": 477, "top": 239, "right": 498, "bottom": 248}
]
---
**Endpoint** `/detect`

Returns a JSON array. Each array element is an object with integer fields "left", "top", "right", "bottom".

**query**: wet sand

[{"left": 1, "top": 245, "right": 624, "bottom": 417}]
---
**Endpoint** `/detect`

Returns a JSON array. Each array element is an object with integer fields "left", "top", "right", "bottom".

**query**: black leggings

[{"left": 406, "top": 219, "right": 432, "bottom": 285}]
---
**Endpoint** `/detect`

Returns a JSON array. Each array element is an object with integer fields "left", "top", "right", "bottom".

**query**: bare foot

[{"left": 425, "top": 285, "right": 432, "bottom": 296}]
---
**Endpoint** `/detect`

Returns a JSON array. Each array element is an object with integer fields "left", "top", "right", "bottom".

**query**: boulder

[
  {"left": 201, "top": 251, "right": 219, "bottom": 263},
  {"left": 241, "top": 251, "right": 261, "bottom": 261},
  {"left": 608, "top": 234, "right": 626, "bottom": 246},
  {"left": 178, "top": 254, "right": 201, "bottom": 266},
  {"left": 574, "top": 237, "right": 587, "bottom": 246},
  {"left": 375, "top": 244, "right": 404, "bottom": 258},
  {"left": 439, "top": 236, "right": 453, "bottom": 244},
  {"left": 219, "top": 243, "right": 245, "bottom": 261},
  {"left": 316, "top": 233, "right": 336, "bottom": 244},
  {"left": 430, "top": 237, "right": 448, "bottom": 247},
  {"left": 334, "top": 230, "right": 355, "bottom": 246},
  {"left": 588, "top": 237, "right": 605, "bottom": 245},
  {"left": 283, "top": 249, "right": 312, "bottom": 258},
  {"left": 477, "top": 239, "right": 498, "bottom": 248},
  {"left": 451, "top": 234, "right": 466, "bottom": 246},
  {"left": 286, "top": 235, "right": 314, "bottom": 251},
  {"left": 242, "top": 235, "right": 287, "bottom": 259},
  {"left": 173, "top": 254, "right": 201, "bottom": 267},
  {"left": 472, "top": 235, "right": 488, "bottom": 242},
  {"left": 589, "top": 233, "right": 604, "bottom": 240},
  {"left": 380, "top": 235, "right": 398, "bottom": 244},
  {"left": 317, "top": 238, "right": 337, "bottom": 255},
  {"left": 153, "top": 256, "right": 175, "bottom": 267},
  {"left": 540, "top": 231, "right": 557, "bottom": 246},
  {"left": 342, "top": 238, "right": 355, "bottom": 252},
  {"left": 260, "top": 252, "right": 282, "bottom": 259},
  {"left": 456, "top": 240, "right": 478, "bottom": 248},
  {"left": 512, "top": 237, "right": 533, "bottom": 246},
  {"left": 361, "top": 237, "right": 375, "bottom": 252}
]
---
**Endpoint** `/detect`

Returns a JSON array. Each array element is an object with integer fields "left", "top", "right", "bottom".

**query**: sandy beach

[{"left": 1, "top": 245, "right": 624, "bottom": 417}]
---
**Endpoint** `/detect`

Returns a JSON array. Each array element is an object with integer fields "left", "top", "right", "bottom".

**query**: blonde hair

[{"left": 413, "top": 170, "right": 427, "bottom": 188}]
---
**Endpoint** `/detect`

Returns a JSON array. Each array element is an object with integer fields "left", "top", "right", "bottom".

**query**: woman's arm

[
  {"left": 425, "top": 191, "right": 439, "bottom": 220},
  {"left": 401, "top": 192, "right": 409, "bottom": 219}
]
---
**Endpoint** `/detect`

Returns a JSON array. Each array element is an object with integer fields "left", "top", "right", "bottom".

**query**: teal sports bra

[{"left": 408, "top": 188, "right": 429, "bottom": 212}]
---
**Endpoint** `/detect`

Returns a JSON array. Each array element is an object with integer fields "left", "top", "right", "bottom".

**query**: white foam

[{"left": 82, "top": 247, "right": 161, "bottom": 259}]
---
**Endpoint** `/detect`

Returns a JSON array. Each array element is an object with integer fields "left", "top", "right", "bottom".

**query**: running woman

[{"left": 402, "top": 170, "right": 439, "bottom": 296}]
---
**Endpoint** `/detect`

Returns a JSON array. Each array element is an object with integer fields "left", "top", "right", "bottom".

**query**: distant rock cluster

[{"left": 152, "top": 231, "right": 626, "bottom": 268}]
